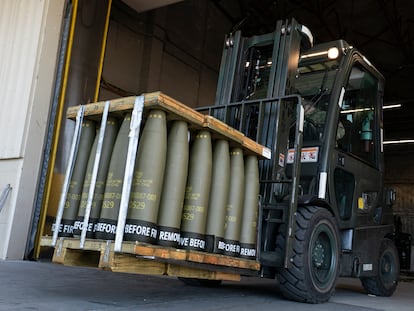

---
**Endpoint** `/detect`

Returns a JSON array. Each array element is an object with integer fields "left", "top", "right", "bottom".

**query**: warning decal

[{"left": 287, "top": 147, "right": 319, "bottom": 164}]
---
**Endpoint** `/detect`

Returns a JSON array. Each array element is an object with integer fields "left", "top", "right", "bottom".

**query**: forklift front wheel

[
  {"left": 360, "top": 238, "right": 399, "bottom": 296},
  {"left": 276, "top": 206, "right": 340, "bottom": 303}
]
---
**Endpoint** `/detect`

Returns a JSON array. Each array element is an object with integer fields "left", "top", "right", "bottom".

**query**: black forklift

[{"left": 197, "top": 18, "right": 399, "bottom": 303}]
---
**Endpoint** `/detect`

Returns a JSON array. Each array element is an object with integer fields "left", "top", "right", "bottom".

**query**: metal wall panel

[
  {"left": 0, "top": 0, "right": 46, "bottom": 158},
  {"left": 0, "top": 0, "right": 65, "bottom": 259},
  {"left": 392, "top": 183, "right": 414, "bottom": 236}
]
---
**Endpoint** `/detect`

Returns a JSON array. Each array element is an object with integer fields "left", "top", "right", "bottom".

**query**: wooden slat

[
  {"left": 153, "top": 247, "right": 187, "bottom": 261},
  {"left": 66, "top": 92, "right": 205, "bottom": 127},
  {"left": 44, "top": 236, "right": 259, "bottom": 270},
  {"left": 65, "top": 92, "right": 268, "bottom": 158},
  {"left": 203, "top": 115, "right": 244, "bottom": 144},
  {"left": 243, "top": 139, "right": 272, "bottom": 159},
  {"left": 51, "top": 243, "right": 66, "bottom": 265},
  {"left": 40, "top": 236, "right": 136, "bottom": 254},
  {"left": 203, "top": 115, "right": 271, "bottom": 159},
  {"left": 52, "top": 247, "right": 100, "bottom": 267},
  {"left": 134, "top": 243, "right": 187, "bottom": 261},
  {"left": 43, "top": 235, "right": 258, "bottom": 280},
  {"left": 134, "top": 243, "right": 260, "bottom": 271},
  {"left": 104, "top": 253, "right": 167, "bottom": 275},
  {"left": 186, "top": 251, "right": 260, "bottom": 270},
  {"left": 166, "top": 264, "right": 241, "bottom": 281},
  {"left": 144, "top": 92, "right": 205, "bottom": 126},
  {"left": 66, "top": 96, "right": 136, "bottom": 118},
  {"left": 40, "top": 236, "right": 53, "bottom": 247}
]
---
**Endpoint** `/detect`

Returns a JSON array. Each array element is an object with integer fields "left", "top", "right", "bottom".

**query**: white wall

[{"left": 0, "top": 0, "right": 65, "bottom": 259}]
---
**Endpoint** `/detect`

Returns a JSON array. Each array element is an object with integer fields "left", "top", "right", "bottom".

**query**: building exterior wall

[{"left": 0, "top": 0, "right": 65, "bottom": 259}]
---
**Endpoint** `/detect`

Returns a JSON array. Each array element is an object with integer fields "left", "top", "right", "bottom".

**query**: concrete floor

[{"left": 0, "top": 260, "right": 413, "bottom": 311}]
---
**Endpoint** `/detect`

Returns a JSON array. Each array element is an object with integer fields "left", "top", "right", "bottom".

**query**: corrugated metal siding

[
  {"left": 0, "top": 0, "right": 45, "bottom": 158},
  {"left": 385, "top": 153, "right": 414, "bottom": 239},
  {"left": 387, "top": 183, "right": 414, "bottom": 237}
]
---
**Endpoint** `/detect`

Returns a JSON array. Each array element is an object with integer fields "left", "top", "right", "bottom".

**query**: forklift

[{"left": 196, "top": 18, "right": 399, "bottom": 303}]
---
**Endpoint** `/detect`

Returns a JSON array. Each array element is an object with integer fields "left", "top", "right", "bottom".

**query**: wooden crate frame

[
  {"left": 46, "top": 92, "right": 267, "bottom": 281},
  {"left": 66, "top": 92, "right": 271, "bottom": 159},
  {"left": 41, "top": 236, "right": 260, "bottom": 281}
]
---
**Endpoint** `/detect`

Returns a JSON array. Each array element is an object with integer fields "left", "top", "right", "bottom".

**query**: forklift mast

[{"left": 200, "top": 19, "right": 312, "bottom": 268}]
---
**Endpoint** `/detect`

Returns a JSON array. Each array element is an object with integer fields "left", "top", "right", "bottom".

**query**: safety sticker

[
  {"left": 287, "top": 147, "right": 319, "bottom": 164},
  {"left": 262, "top": 147, "right": 272, "bottom": 159},
  {"left": 363, "top": 263, "right": 373, "bottom": 271},
  {"left": 278, "top": 153, "right": 285, "bottom": 167}
]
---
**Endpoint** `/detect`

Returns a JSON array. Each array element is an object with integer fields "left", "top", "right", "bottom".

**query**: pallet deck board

[
  {"left": 65, "top": 92, "right": 270, "bottom": 159},
  {"left": 144, "top": 92, "right": 205, "bottom": 126},
  {"left": 66, "top": 96, "right": 137, "bottom": 119},
  {"left": 40, "top": 236, "right": 260, "bottom": 280},
  {"left": 104, "top": 254, "right": 168, "bottom": 275},
  {"left": 66, "top": 92, "right": 206, "bottom": 126}
]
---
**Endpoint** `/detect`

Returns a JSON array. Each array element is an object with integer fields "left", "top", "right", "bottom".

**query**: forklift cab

[
  {"left": 227, "top": 31, "right": 390, "bottom": 231},
  {"left": 293, "top": 40, "right": 392, "bottom": 230}
]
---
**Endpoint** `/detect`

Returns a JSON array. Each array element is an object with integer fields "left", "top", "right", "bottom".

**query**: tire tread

[
  {"left": 276, "top": 206, "right": 339, "bottom": 303},
  {"left": 360, "top": 238, "right": 399, "bottom": 297}
]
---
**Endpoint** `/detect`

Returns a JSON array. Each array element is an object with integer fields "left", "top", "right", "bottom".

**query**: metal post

[
  {"left": 284, "top": 99, "right": 304, "bottom": 268},
  {"left": 30, "top": 1, "right": 73, "bottom": 258},
  {"left": 114, "top": 96, "right": 144, "bottom": 252}
]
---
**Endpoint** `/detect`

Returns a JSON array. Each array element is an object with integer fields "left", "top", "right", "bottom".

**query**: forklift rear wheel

[
  {"left": 178, "top": 277, "right": 222, "bottom": 287},
  {"left": 360, "top": 238, "right": 399, "bottom": 296},
  {"left": 276, "top": 206, "right": 340, "bottom": 303}
]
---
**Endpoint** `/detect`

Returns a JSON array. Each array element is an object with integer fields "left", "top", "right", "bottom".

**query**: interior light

[
  {"left": 301, "top": 47, "right": 340, "bottom": 60},
  {"left": 341, "top": 104, "right": 401, "bottom": 114},
  {"left": 340, "top": 108, "right": 372, "bottom": 114},
  {"left": 383, "top": 139, "right": 414, "bottom": 145},
  {"left": 327, "top": 47, "right": 339, "bottom": 59},
  {"left": 301, "top": 51, "right": 328, "bottom": 59},
  {"left": 383, "top": 104, "right": 402, "bottom": 110}
]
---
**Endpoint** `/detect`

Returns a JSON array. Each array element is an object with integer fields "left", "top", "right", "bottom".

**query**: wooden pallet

[
  {"left": 65, "top": 92, "right": 271, "bottom": 159},
  {"left": 40, "top": 236, "right": 260, "bottom": 281}
]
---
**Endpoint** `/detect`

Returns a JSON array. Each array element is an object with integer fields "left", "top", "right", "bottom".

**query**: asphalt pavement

[{"left": 1, "top": 260, "right": 413, "bottom": 311}]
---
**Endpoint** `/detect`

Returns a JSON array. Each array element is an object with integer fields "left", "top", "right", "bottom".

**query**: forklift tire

[
  {"left": 178, "top": 277, "right": 222, "bottom": 287},
  {"left": 276, "top": 206, "right": 340, "bottom": 303},
  {"left": 360, "top": 238, "right": 399, "bottom": 297}
]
